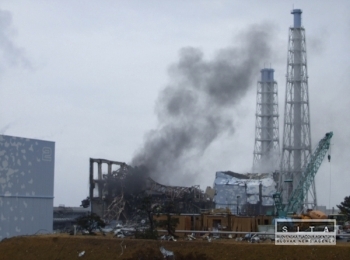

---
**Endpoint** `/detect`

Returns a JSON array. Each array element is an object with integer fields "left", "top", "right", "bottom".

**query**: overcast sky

[{"left": 0, "top": 1, "right": 349, "bottom": 209}]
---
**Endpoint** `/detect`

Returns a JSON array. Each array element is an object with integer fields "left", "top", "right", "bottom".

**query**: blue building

[{"left": 0, "top": 135, "right": 55, "bottom": 240}]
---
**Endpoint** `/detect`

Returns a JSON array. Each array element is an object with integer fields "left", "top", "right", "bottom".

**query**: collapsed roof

[{"left": 88, "top": 158, "right": 212, "bottom": 222}]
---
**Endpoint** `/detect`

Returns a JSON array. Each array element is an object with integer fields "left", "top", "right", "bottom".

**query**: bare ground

[{"left": 0, "top": 234, "right": 349, "bottom": 260}]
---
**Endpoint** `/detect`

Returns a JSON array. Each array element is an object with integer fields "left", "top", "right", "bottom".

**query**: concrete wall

[{"left": 0, "top": 135, "right": 55, "bottom": 240}]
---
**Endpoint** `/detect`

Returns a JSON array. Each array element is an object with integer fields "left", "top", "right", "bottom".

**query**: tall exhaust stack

[
  {"left": 252, "top": 68, "right": 280, "bottom": 173},
  {"left": 280, "top": 9, "right": 314, "bottom": 209}
]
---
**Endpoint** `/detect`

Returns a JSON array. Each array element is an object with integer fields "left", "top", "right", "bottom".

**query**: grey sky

[{"left": 0, "top": 1, "right": 349, "bottom": 209}]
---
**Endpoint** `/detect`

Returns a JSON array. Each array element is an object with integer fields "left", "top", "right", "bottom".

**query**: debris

[
  {"left": 160, "top": 235, "right": 177, "bottom": 241},
  {"left": 212, "top": 234, "right": 220, "bottom": 240},
  {"left": 160, "top": 246, "right": 174, "bottom": 259},
  {"left": 169, "top": 235, "right": 177, "bottom": 241},
  {"left": 243, "top": 233, "right": 252, "bottom": 241},
  {"left": 249, "top": 235, "right": 260, "bottom": 243},
  {"left": 187, "top": 233, "right": 196, "bottom": 240},
  {"left": 114, "top": 228, "right": 125, "bottom": 238},
  {"left": 103, "top": 195, "right": 126, "bottom": 224},
  {"left": 78, "top": 251, "right": 85, "bottom": 257},
  {"left": 120, "top": 240, "right": 124, "bottom": 256},
  {"left": 201, "top": 233, "right": 209, "bottom": 239},
  {"left": 81, "top": 230, "right": 89, "bottom": 235}
]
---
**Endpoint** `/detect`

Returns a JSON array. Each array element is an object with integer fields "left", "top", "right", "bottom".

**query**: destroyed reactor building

[
  {"left": 213, "top": 171, "right": 276, "bottom": 216},
  {"left": 214, "top": 9, "right": 314, "bottom": 216},
  {"left": 88, "top": 158, "right": 213, "bottom": 222},
  {"left": 87, "top": 9, "right": 315, "bottom": 221}
]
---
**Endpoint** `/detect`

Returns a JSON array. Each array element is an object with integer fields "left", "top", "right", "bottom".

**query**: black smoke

[{"left": 132, "top": 23, "right": 276, "bottom": 186}]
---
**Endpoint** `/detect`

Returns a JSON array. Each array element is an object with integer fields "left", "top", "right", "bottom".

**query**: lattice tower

[
  {"left": 280, "top": 9, "right": 315, "bottom": 208},
  {"left": 252, "top": 68, "right": 280, "bottom": 173}
]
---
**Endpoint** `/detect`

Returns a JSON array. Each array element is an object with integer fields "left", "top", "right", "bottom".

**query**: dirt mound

[{"left": 0, "top": 234, "right": 349, "bottom": 260}]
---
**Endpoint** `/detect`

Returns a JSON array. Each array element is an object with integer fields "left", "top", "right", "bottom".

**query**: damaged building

[
  {"left": 87, "top": 158, "right": 277, "bottom": 226},
  {"left": 213, "top": 171, "right": 276, "bottom": 216},
  {"left": 88, "top": 158, "right": 213, "bottom": 223}
]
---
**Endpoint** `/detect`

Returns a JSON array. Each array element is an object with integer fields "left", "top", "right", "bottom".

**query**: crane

[{"left": 273, "top": 132, "right": 333, "bottom": 217}]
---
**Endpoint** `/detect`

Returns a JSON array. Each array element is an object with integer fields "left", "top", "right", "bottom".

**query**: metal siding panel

[
  {"left": 0, "top": 135, "right": 54, "bottom": 240},
  {"left": 0, "top": 135, "right": 55, "bottom": 196},
  {"left": 0, "top": 197, "right": 53, "bottom": 240}
]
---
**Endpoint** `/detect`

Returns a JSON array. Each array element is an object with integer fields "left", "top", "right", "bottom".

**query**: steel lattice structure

[
  {"left": 252, "top": 68, "right": 280, "bottom": 173},
  {"left": 280, "top": 9, "right": 315, "bottom": 208},
  {"left": 146, "top": 177, "right": 203, "bottom": 201},
  {"left": 274, "top": 132, "right": 333, "bottom": 216}
]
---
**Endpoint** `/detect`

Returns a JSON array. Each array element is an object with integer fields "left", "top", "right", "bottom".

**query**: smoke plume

[
  {"left": 0, "top": 9, "right": 31, "bottom": 71},
  {"left": 132, "top": 23, "right": 276, "bottom": 186},
  {"left": 0, "top": 123, "right": 13, "bottom": 134}
]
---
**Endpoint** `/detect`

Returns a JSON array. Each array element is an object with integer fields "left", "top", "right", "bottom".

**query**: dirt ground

[{"left": 0, "top": 234, "right": 349, "bottom": 260}]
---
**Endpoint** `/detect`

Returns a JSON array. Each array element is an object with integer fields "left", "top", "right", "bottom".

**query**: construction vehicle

[{"left": 273, "top": 132, "right": 333, "bottom": 218}]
